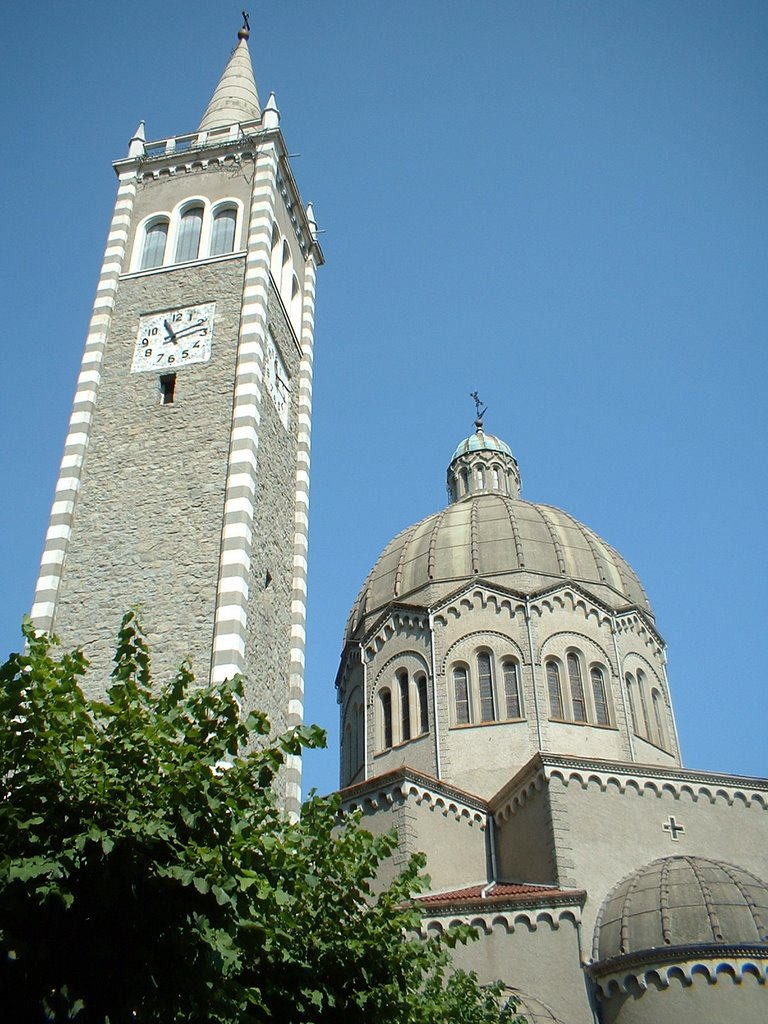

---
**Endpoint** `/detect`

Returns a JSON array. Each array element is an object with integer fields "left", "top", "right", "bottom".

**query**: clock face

[
  {"left": 265, "top": 332, "right": 291, "bottom": 429},
  {"left": 132, "top": 302, "right": 216, "bottom": 373}
]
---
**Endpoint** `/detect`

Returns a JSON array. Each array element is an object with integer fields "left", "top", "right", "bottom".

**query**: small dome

[
  {"left": 451, "top": 429, "right": 512, "bottom": 461},
  {"left": 594, "top": 856, "right": 768, "bottom": 962}
]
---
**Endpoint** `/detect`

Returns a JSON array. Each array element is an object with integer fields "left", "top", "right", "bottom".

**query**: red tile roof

[{"left": 418, "top": 881, "right": 583, "bottom": 908}]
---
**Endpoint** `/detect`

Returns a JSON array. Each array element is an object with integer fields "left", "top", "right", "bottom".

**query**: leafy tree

[{"left": 0, "top": 613, "right": 522, "bottom": 1023}]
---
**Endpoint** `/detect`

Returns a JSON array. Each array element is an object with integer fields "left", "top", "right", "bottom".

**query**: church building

[
  {"left": 32, "top": 19, "right": 766, "bottom": 1024},
  {"left": 336, "top": 416, "right": 768, "bottom": 1021}
]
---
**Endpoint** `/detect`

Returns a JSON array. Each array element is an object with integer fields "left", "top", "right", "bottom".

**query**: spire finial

[
  {"left": 239, "top": 11, "right": 250, "bottom": 40},
  {"left": 470, "top": 391, "right": 487, "bottom": 432}
]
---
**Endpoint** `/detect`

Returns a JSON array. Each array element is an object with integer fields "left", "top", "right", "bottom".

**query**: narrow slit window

[
  {"left": 379, "top": 689, "right": 393, "bottom": 750},
  {"left": 503, "top": 660, "right": 521, "bottom": 719},
  {"left": 453, "top": 666, "right": 470, "bottom": 725},
  {"left": 417, "top": 675, "right": 429, "bottom": 735},
  {"left": 398, "top": 671, "right": 411, "bottom": 742},
  {"left": 652, "top": 690, "right": 665, "bottom": 748},
  {"left": 159, "top": 373, "right": 176, "bottom": 405},
  {"left": 547, "top": 661, "right": 563, "bottom": 719},
  {"left": 625, "top": 673, "right": 639, "bottom": 733},
  {"left": 477, "top": 652, "right": 495, "bottom": 722},
  {"left": 637, "top": 669, "right": 651, "bottom": 737},
  {"left": 591, "top": 666, "right": 609, "bottom": 725},
  {"left": 567, "top": 653, "right": 587, "bottom": 722}
]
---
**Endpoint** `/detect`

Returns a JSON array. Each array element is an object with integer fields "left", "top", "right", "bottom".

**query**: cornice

[
  {"left": 491, "top": 752, "right": 768, "bottom": 821},
  {"left": 587, "top": 943, "right": 768, "bottom": 994},
  {"left": 340, "top": 765, "right": 490, "bottom": 819},
  {"left": 420, "top": 904, "right": 583, "bottom": 935}
]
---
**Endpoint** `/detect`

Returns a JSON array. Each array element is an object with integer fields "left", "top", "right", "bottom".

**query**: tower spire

[{"left": 198, "top": 17, "right": 261, "bottom": 131}]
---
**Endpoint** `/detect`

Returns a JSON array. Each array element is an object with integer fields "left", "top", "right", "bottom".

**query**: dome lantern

[{"left": 446, "top": 419, "right": 521, "bottom": 502}]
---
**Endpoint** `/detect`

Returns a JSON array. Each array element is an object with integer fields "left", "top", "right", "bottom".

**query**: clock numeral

[
  {"left": 148, "top": 327, "right": 158, "bottom": 336},
  {"left": 143, "top": 348, "right": 153, "bottom": 358},
  {"left": 181, "top": 350, "right": 189, "bottom": 359},
  {"left": 171, "top": 312, "right": 183, "bottom": 323},
  {"left": 167, "top": 355, "right": 176, "bottom": 364},
  {"left": 141, "top": 338, "right": 150, "bottom": 347}
]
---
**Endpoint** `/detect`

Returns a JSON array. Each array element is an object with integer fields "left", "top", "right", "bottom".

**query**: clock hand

[
  {"left": 163, "top": 319, "right": 177, "bottom": 343},
  {"left": 171, "top": 318, "right": 207, "bottom": 341}
]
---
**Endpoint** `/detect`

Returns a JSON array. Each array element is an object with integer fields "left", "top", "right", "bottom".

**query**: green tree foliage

[{"left": 0, "top": 613, "right": 522, "bottom": 1023}]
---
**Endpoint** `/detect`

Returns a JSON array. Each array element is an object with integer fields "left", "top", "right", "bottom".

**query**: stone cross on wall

[{"left": 663, "top": 815, "right": 685, "bottom": 841}]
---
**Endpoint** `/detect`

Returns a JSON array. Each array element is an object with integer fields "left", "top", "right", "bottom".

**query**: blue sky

[{"left": 1, "top": 2, "right": 766, "bottom": 797}]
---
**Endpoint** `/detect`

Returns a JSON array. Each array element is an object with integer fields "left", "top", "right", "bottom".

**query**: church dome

[
  {"left": 450, "top": 429, "right": 513, "bottom": 460},
  {"left": 594, "top": 856, "right": 768, "bottom": 962},
  {"left": 346, "top": 423, "right": 651, "bottom": 641}
]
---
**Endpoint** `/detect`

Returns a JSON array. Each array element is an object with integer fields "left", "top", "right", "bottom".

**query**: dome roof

[
  {"left": 594, "top": 856, "right": 768, "bottom": 962},
  {"left": 346, "top": 492, "right": 651, "bottom": 641}
]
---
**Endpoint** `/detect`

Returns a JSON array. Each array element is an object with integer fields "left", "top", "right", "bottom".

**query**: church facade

[
  {"left": 337, "top": 421, "right": 768, "bottom": 1022},
  {"left": 32, "top": 20, "right": 767, "bottom": 1024}
]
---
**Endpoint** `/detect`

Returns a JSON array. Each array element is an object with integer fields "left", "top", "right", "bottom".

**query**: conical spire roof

[{"left": 199, "top": 31, "right": 261, "bottom": 131}]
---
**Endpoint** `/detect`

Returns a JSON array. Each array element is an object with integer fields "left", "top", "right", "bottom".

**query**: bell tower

[{"left": 31, "top": 19, "right": 323, "bottom": 809}]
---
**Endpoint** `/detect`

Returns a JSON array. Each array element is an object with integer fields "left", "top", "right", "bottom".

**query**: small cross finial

[
  {"left": 470, "top": 391, "right": 487, "bottom": 430},
  {"left": 238, "top": 11, "right": 251, "bottom": 40}
]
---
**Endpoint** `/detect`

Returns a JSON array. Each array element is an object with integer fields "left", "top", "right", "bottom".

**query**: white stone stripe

[
  {"left": 284, "top": 254, "right": 319, "bottom": 808},
  {"left": 210, "top": 144, "right": 278, "bottom": 682},
  {"left": 31, "top": 173, "right": 136, "bottom": 632}
]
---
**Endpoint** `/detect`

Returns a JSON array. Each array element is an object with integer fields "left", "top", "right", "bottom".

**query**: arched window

[
  {"left": 210, "top": 206, "right": 237, "bottom": 256},
  {"left": 379, "top": 688, "right": 393, "bottom": 750},
  {"left": 567, "top": 653, "right": 587, "bottom": 722},
  {"left": 281, "top": 239, "right": 292, "bottom": 298},
  {"left": 351, "top": 703, "right": 361, "bottom": 773},
  {"left": 637, "top": 669, "right": 651, "bottom": 738},
  {"left": 417, "top": 674, "right": 429, "bottom": 735},
  {"left": 344, "top": 721, "right": 352, "bottom": 779},
  {"left": 175, "top": 204, "right": 204, "bottom": 262},
  {"left": 502, "top": 660, "right": 521, "bottom": 719},
  {"left": 461, "top": 468, "right": 470, "bottom": 495},
  {"left": 140, "top": 218, "right": 169, "bottom": 270},
  {"left": 625, "top": 672, "right": 639, "bottom": 733},
  {"left": 290, "top": 275, "right": 301, "bottom": 330},
  {"left": 477, "top": 652, "right": 495, "bottom": 722},
  {"left": 476, "top": 466, "right": 485, "bottom": 490},
  {"left": 270, "top": 223, "right": 281, "bottom": 280},
  {"left": 492, "top": 466, "right": 500, "bottom": 489},
  {"left": 453, "top": 665, "right": 470, "bottom": 725},
  {"left": 591, "top": 666, "right": 609, "bottom": 726},
  {"left": 547, "top": 661, "right": 563, "bottom": 719},
  {"left": 398, "top": 670, "right": 411, "bottom": 742},
  {"left": 652, "top": 689, "right": 665, "bottom": 748}
]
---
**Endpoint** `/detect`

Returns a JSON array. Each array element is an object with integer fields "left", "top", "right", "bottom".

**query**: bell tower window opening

[
  {"left": 591, "top": 666, "right": 609, "bottom": 726},
  {"left": 140, "top": 218, "right": 169, "bottom": 270},
  {"left": 567, "top": 653, "right": 587, "bottom": 722},
  {"left": 175, "top": 205, "right": 204, "bottom": 262},
  {"left": 398, "top": 670, "right": 411, "bottom": 742},
  {"left": 453, "top": 665, "right": 471, "bottom": 725},
  {"left": 547, "top": 660, "right": 564, "bottom": 719},
  {"left": 210, "top": 206, "right": 237, "bottom": 256},
  {"left": 159, "top": 373, "right": 176, "bottom": 405},
  {"left": 477, "top": 652, "right": 495, "bottom": 722}
]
